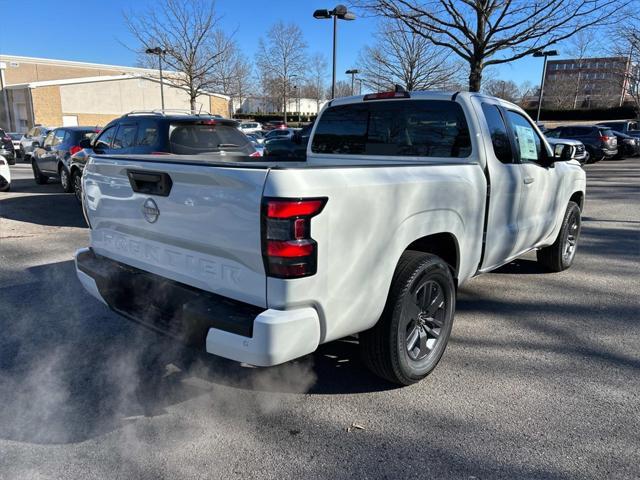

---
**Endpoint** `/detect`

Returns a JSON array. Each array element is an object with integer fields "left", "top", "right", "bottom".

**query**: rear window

[
  {"left": 311, "top": 100, "right": 472, "bottom": 158},
  {"left": 8, "top": 133, "right": 22, "bottom": 140},
  {"left": 169, "top": 123, "right": 253, "bottom": 155},
  {"left": 599, "top": 128, "right": 615, "bottom": 137}
]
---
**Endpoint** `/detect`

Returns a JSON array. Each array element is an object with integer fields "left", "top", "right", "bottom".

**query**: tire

[
  {"left": 537, "top": 201, "right": 581, "bottom": 272},
  {"left": 7, "top": 157, "right": 15, "bottom": 166},
  {"left": 32, "top": 161, "right": 48, "bottom": 185},
  {"left": 360, "top": 251, "right": 456, "bottom": 385},
  {"left": 59, "top": 165, "right": 73, "bottom": 193},
  {"left": 71, "top": 168, "right": 83, "bottom": 204}
]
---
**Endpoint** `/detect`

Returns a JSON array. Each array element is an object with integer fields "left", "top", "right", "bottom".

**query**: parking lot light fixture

[
  {"left": 346, "top": 69, "right": 360, "bottom": 95},
  {"left": 533, "top": 49, "right": 559, "bottom": 123},
  {"left": 146, "top": 47, "right": 167, "bottom": 110},
  {"left": 313, "top": 5, "right": 356, "bottom": 99}
]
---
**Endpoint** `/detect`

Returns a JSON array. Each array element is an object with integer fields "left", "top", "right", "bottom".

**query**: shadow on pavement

[{"left": 0, "top": 189, "right": 86, "bottom": 228}]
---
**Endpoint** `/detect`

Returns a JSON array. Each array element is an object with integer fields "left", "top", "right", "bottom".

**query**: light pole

[
  {"left": 313, "top": 5, "right": 356, "bottom": 99},
  {"left": 533, "top": 49, "right": 558, "bottom": 123},
  {"left": 284, "top": 74, "right": 298, "bottom": 123},
  {"left": 146, "top": 47, "right": 167, "bottom": 110},
  {"left": 346, "top": 69, "right": 360, "bottom": 95}
]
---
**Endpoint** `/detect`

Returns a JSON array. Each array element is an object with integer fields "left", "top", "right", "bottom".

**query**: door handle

[{"left": 523, "top": 177, "right": 535, "bottom": 184}]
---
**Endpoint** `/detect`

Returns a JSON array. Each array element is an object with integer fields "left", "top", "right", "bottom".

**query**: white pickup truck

[{"left": 75, "top": 90, "right": 586, "bottom": 385}]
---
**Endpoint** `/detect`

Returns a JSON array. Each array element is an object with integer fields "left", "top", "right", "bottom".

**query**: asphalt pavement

[{"left": 0, "top": 159, "right": 638, "bottom": 479}]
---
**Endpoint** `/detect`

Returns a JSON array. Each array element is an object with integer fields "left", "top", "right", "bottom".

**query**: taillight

[
  {"left": 69, "top": 145, "right": 82, "bottom": 155},
  {"left": 599, "top": 135, "right": 610, "bottom": 142},
  {"left": 151, "top": 151, "right": 171, "bottom": 155},
  {"left": 250, "top": 150, "right": 262, "bottom": 157},
  {"left": 262, "top": 197, "right": 327, "bottom": 278}
]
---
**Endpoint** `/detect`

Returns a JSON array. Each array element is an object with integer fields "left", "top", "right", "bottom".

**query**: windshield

[
  {"left": 8, "top": 133, "right": 22, "bottom": 140},
  {"left": 169, "top": 123, "right": 254, "bottom": 155}
]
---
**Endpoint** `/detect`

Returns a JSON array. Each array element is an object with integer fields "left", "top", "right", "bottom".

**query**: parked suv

[
  {"left": 545, "top": 125, "right": 617, "bottom": 162},
  {"left": 31, "top": 127, "right": 99, "bottom": 190},
  {"left": 68, "top": 112, "right": 258, "bottom": 203},
  {"left": 19, "top": 125, "right": 51, "bottom": 160},
  {"left": 0, "top": 128, "right": 16, "bottom": 165}
]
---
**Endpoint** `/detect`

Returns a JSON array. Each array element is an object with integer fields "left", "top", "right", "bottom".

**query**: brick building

[
  {"left": 0, "top": 55, "right": 231, "bottom": 132},
  {"left": 542, "top": 56, "right": 632, "bottom": 109}
]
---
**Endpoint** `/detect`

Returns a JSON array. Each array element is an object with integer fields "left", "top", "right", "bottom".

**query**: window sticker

[{"left": 515, "top": 125, "right": 538, "bottom": 161}]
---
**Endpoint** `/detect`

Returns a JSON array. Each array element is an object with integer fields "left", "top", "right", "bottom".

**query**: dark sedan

[{"left": 610, "top": 130, "right": 640, "bottom": 159}]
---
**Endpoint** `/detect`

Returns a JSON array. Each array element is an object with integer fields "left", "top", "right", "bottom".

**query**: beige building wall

[
  {"left": 31, "top": 85, "right": 63, "bottom": 127},
  {"left": 22, "top": 77, "right": 230, "bottom": 128}
]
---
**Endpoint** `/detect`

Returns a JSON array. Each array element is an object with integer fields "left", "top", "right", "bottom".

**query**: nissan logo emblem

[{"left": 142, "top": 198, "right": 160, "bottom": 223}]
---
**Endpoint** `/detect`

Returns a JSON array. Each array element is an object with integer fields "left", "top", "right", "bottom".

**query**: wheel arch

[
  {"left": 570, "top": 191, "right": 584, "bottom": 211},
  {"left": 404, "top": 232, "right": 460, "bottom": 281}
]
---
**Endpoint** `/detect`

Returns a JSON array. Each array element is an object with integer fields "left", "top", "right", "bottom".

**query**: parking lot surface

[{"left": 1, "top": 160, "right": 638, "bottom": 479}]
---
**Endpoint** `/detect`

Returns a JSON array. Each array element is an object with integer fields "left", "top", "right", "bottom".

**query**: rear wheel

[
  {"left": 360, "top": 251, "right": 456, "bottom": 385},
  {"left": 59, "top": 165, "right": 73, "bottom": 193},
  {"left": 72, "top": 169, "right": 83, "bottom": 204},
  {"left": 537, "top": 201, "right": 581, "bottom": 272},
  {"left": 32, "top": 161, "right": 48, "bottom": 185}
]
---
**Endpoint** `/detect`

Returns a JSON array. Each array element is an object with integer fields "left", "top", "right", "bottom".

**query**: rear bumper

[{"left": 74, "top": 248, "right": 320, "bottom": 366}]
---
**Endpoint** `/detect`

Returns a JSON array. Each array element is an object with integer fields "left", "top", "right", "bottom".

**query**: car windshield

[
  {"left": 169, "top": 122, "right": 254, "bottom": 155},
  {"left": 8, "top": 133, "right": 22, "bottom": 140}
]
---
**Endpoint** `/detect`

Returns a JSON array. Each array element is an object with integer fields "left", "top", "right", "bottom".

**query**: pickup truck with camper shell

[{"left": 75, "top": 89, "right": 586, "bottom": 385}]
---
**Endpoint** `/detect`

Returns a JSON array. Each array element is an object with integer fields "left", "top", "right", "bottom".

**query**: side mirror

[
  {"left": 553, "top": 143, "right": 574, "bottom": 161},
  {"left": 78, "top": 138, "right": 92, "bottom": 149}
]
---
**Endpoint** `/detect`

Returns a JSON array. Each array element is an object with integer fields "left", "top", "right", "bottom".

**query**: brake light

[
  {"left": 599, "top": 135, "right": 610, "bottom": 142},
  {"left": 2, "top": 136, "right": 11, "bottom": 142},
  {"left": 363, "top": 91, "right": 410, "bottom": 101},
  {"left": 250, "top": 150, "right": 262, "bottom": 157},
  {"left": 69, "top": 145, "right": 82, "bottom": 155},
  {"left": 262, "top": 197, "right": 327, "bottom": 278}
]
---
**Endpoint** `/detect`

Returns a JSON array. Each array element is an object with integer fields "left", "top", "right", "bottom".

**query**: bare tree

[
  {"left": 331, "top": 80, "right": 353, "bottom": 98},
  {"left": 358, "top": 20, "right": 460, "bottom": 92},
  {"left": 232, "top": 56, "right": 254, "bottom": 114},
  {"left": 482, "top": 79, "right": 521, "bottom": 103},
  {"left": 613, "top": 13, "right": 640, "bottom": 114},
  {"left": 305, "top": 54, "right": 328, "bottom": 112},
  {"left": 125, "top": 0, "right": 233, "bottom": 111},
  {"left": 208, "top": 36, "right": 254, "bottom": 115},
  {"left": 358, "top": 0, "right": 626, "bottom": 92},
  {"left": 256, "top": 22, "right": 308, "bottom": 122}
]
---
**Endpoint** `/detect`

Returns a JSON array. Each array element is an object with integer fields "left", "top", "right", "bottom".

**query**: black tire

[
  {"left": 0, "top": 176, "right": 9, "bottom": 192},
  {"left": 71, "top": 168, "right": 83, "bottom": 204},
  {"left": 360, "top": 251, "right": 456, "bottom": 385},
  {"left": 7, "top": 157, "right": 15, "bottom": 166},
  {"left": 32, "top": 161, "right": 48, "bottom": 185},
  {"left": 59, "top": 165, "right": 73, "bottom": 193},
  {"left": 537, "top": 201, "right": 581, "bottom": 272}
]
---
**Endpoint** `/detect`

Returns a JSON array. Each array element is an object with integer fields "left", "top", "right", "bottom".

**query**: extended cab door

[
  {"left": 503, "top": 110, "right": 561, "bottom": 252},
  {"left": 474, "top": 100, "right": 524, "bottom": 271}
]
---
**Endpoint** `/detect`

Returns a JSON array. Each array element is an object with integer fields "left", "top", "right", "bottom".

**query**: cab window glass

[
  {"left": 481, "top": 103, "right": 513, "bottom": 164},
  {"left": 506, "top": 111, "right": 543, "bottom": 163},
  {"left": 137, "top": 121, "right": 159, "bottom": 146},
  {"left": 43, "top": 131, "right": 55, "bottom": 147},
  {"left": 94, "top": 126, "right": 116, "bottom": 150},
  {"left": 112, "top": 124, "right": 138, "bottom": 150},
  {"left": 53, "top": 130, "right": 65, "bottom": 146}
]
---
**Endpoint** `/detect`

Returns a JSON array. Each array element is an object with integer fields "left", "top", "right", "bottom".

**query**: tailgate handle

[{"left": 127, "top": 170, "right": 173, "bottom": 197}]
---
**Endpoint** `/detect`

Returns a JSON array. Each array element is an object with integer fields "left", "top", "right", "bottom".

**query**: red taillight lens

[
  {"left": 363, "top": 91, "right": 410, "bottom": 101},
  {"left": 69, "top": 145, "right": 82, "bottom": 155},
  {"left": 262, "top": 197, "right": 327, "bottom": 278},
  {"left": 599, "top": 136, "right": 609, "bottom": 142},
  {"left": 250, "top": 150, "right": 262, "bottom": 157},
  {"left": 151, "top": 151, "right": 171, "bottom": 155},
  {"left": 267, "top": 199, "right": 325, "bottom": 218}
]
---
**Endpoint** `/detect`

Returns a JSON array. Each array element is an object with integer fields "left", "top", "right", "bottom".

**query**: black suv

[
  {"left": 68, "top": 112, "right": 257, "bottom": 203},
  {"left": 545, "top": 125, "right": 618, "bottom": 162}
]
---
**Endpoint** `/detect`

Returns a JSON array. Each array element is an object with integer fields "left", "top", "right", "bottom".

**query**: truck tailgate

[{"left": 82, "top": 156, "right": 268, "bottom": 307}]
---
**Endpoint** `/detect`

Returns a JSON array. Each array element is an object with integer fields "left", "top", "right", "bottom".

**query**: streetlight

[
  {"left": 313, "top": 5, "right": 356, "bottom": 99},
  {"left": 533, "top": 49, "right": 558, "bottom": 123},
  {"left": 146, "top": 47, "right": 167, "bottom": 110},
  {"left": 346, "top": 69, "right": 360, "bottom": 95}
]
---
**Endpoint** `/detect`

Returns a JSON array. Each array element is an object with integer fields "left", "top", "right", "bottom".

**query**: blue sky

[{"left": 0, "top": 0, "right": 570, "bottom": 89}]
